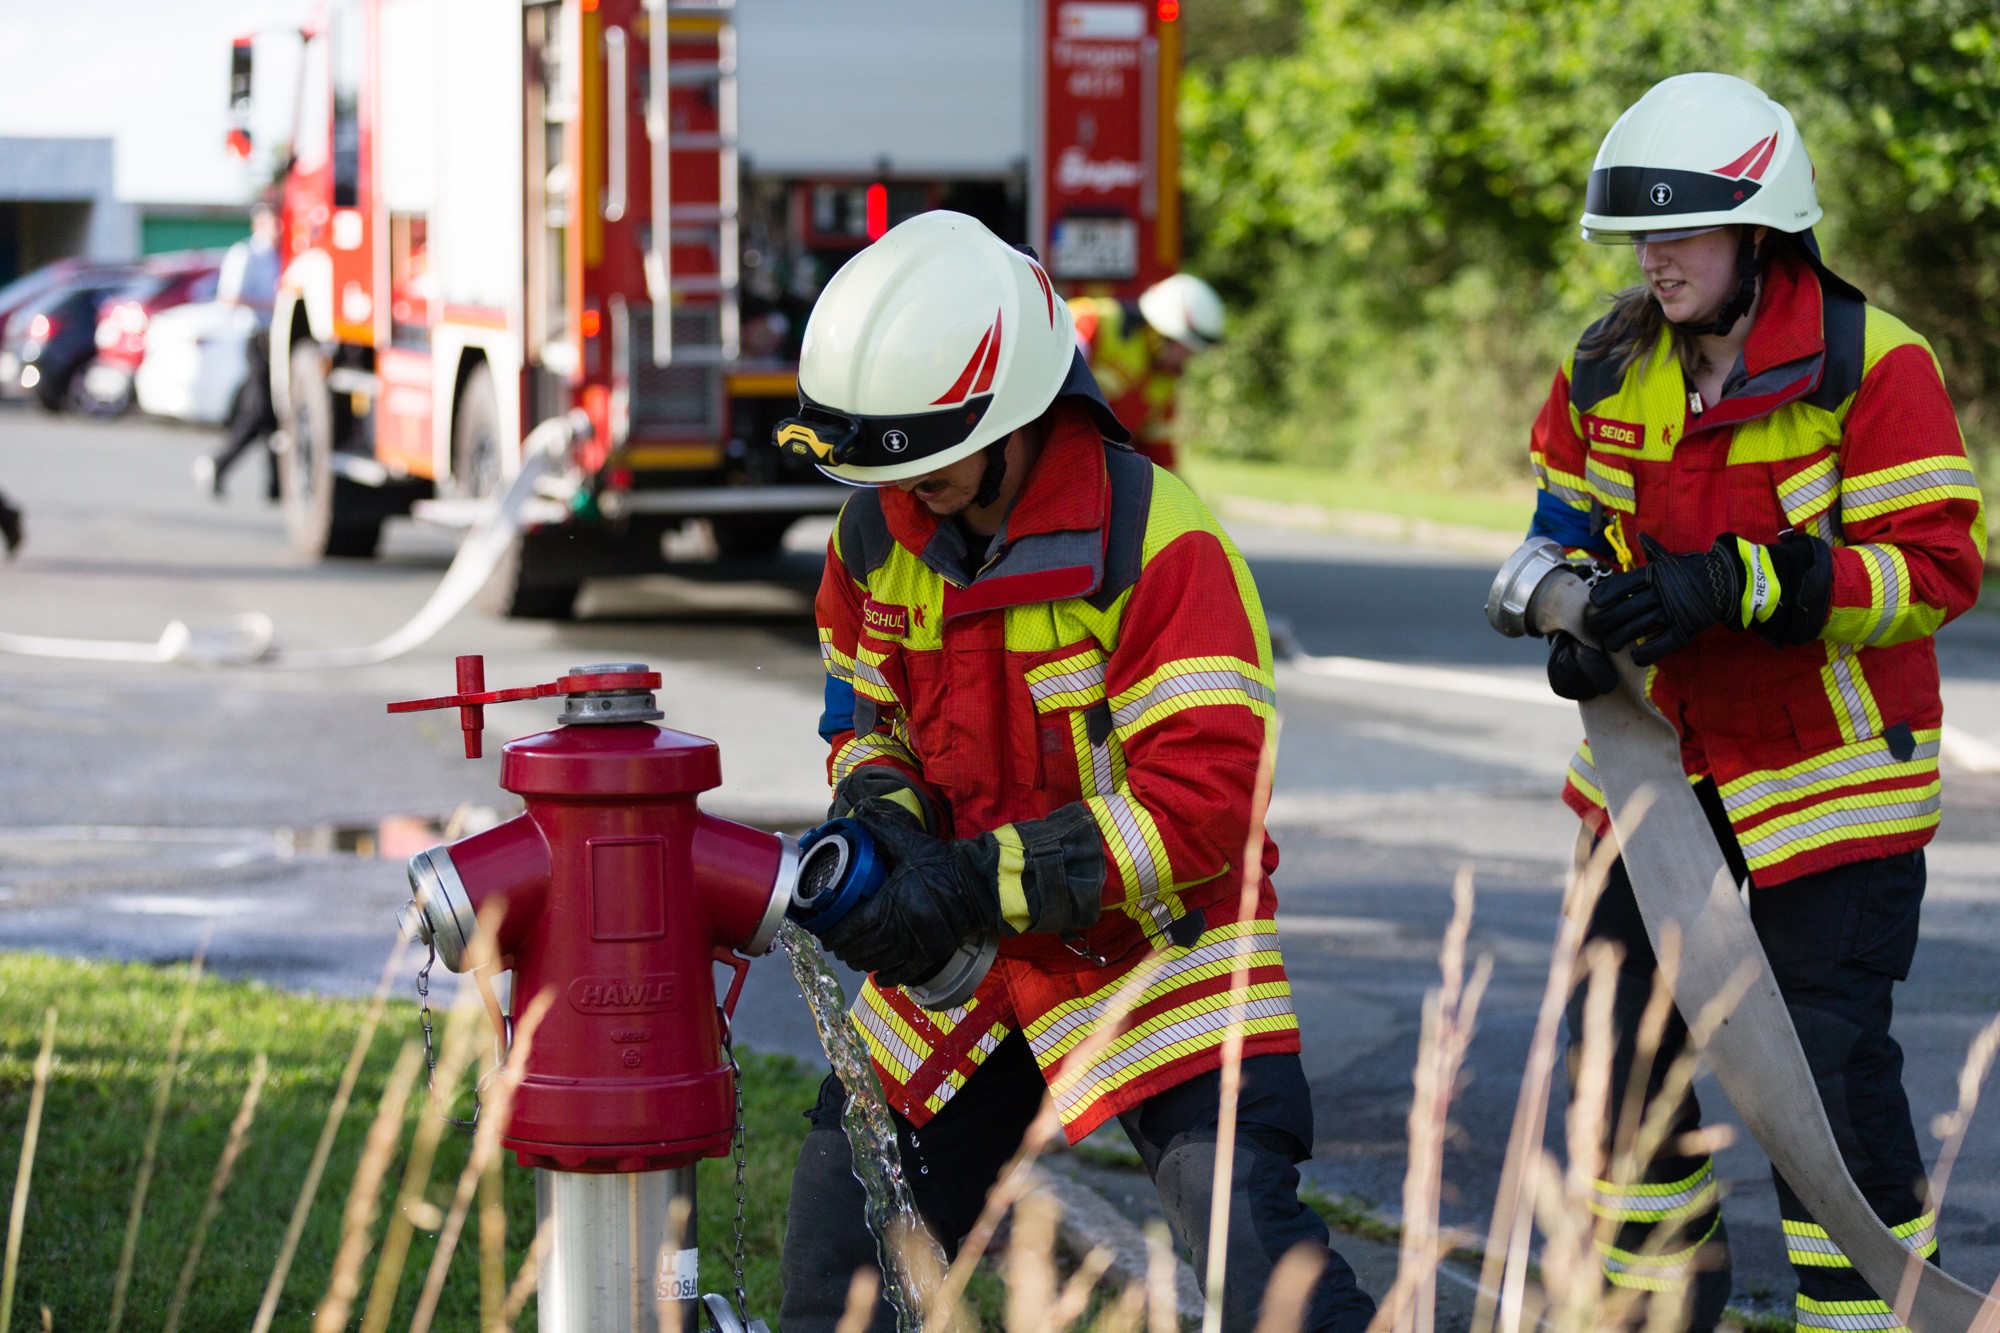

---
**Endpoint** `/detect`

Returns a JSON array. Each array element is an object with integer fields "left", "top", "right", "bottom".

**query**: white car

[{"left": 133, "top": 300, "right": 258, "bottom": 426}]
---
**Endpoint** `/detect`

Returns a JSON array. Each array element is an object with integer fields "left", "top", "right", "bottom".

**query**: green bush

[{"left": 1181, "top": 0, "right": 2000, "bottom": 502}]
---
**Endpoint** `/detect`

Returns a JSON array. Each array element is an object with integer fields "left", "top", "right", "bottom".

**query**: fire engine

[{"left": 233, "top": 0, "right": 1182, "bottom": 617}]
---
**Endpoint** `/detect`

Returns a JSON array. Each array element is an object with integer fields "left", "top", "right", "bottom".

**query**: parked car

[
  {"left": 133, "top": 299, "right": 257, "bottom": 426},
  {"left": 0, "top": 260, "right": 138, "bottom": 403},
  {"left": 77, "top": 253, "right": 224, "bottom": 414}
]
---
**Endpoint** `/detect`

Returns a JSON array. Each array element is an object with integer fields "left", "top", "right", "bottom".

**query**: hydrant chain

[
  {"left": 416, "top": 942, "right": 478, "bottom": 1131},
  {"left": 724, "top": 1019, "right": 750, "bottom": 1320}
]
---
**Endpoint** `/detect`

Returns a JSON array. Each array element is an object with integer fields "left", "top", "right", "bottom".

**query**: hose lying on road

[
  {"left": 0, "top": 413, "right": 583, "bottom": 670},
  {"left": 1497, "top": 547, "right": 1991, "bottom": 1333}
]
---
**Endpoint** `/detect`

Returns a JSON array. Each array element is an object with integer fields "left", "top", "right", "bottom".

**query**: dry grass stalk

[
  {"left": 1052, "top": 1245, "right": 1114, "bottom": 1331},
  {"left": 408, "top": 992, "right": 553, "bottom": 1333},
  {"left": 1144, "top": 1220, "right": 1178, "bottom": 1333},
  {"left": 478, "top": 1156, "right": 505, "bottom": 1329},
  {"left": 358, "top": 974, "right": 485, "bottom": 1333},
  {"left": 107, "top": 950, "right": 205, "bottom": 1333},
  {"left": 1096, "top": 1279, "right": 1147, "bottom": 1333},
  {"left": 1255, "top": 1244, "right": 1328, "bottom": 1333},
  {"left": 497, "top": 1216, "right": 555, "bottom": 1331},
  {"left": 835, "top": 1267, "right": 883, "bottom": 1333},
  {"left": 313, "top": 1041, "right": 425, "bottom": 1333},
  {"left": 163, "top": 1050, "right": 271, "bottom": 1333},
  {"left": 1897, "top": 1011, "right": 2000, "bottom": 1323},
  {"left": 1472, "top": 804, "right": 1633, "bottom": 1333},
  {"left": 923, "top": 950, "right": 1173, "bottom": 1333},
  {"left": 1005, "top": 1190, "right": 1061, "bottom": 1333},
  {"left": 252, "top": 940, "right": 409, "bottom": 1333},
  {"left": 1200, "top": 716, "right": 1281, "bottom": 1333},
  {"left": 1533, "top": 943, "right": 1620, "bottom": 1333},
  {"left": 1370, "top": 866, "right": 1492, "bottom": 1333},
  {"left": 0, "top": 1008, "right": 56, "bottom": 1333}
]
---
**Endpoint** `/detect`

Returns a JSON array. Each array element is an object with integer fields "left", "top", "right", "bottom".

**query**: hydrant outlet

[{"left": 406, "top": 844, "right": 478, "bottom": 971}]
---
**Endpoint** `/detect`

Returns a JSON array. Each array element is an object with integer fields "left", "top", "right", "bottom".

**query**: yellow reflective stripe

[
  {"left": 1840, "top": 456, "right": 1982, "bottom": 523},
  {"left": 1585, "top": 456, "right": 1637, "bottom": 512},
  {"left": 881, "top": 785, "right": 926, "bottom": 827},
  {"left": 926, "top": 1020, "right": 1010, "bottom": 1115},
  {"left": 1719, "top": 730, "right": 1941, "bottom": 819},
  {"left": 831, "top": 730, "right": 921, "bottom": 785},
  {"left": 1110, "top": 655, "right": 1275, "bottom": 738},
  {"left": 1779, "top": 454, "right": 1841, "bottom": 525},
  {"left": 1052, "top": 1005, "right": 1297, "bottom": 1125},
  {"left": 1567, "top": 743, "right": 1606, "bottom": 808},
  {"left": 1739, "top": 536, "right": 1779, "bottom": 625},
  {"left": 1820, "top": 643, "right": 1883, "bottom": 745},
  {"left": 1071, "top": 711, "right": 1125, "bottom": 800},
  {"left": 1590, "top": 1161, "right": 1716, "bottom": 1222},
  {"left": 1597, "top": 1214, "right": 1721, "bottom": 1291},
  {"left": 1086, "top": 791, "right": 1173, "bottom": 903},
  {"left": 1026, "top": 921, "right": 1282, "bottom": 1055},
  {"left": 1737, "top": 781, "right": 1942, "bottom": 872},
  {"left": 853, "top": 987, "right": 930, "bottom": 1082},
  {"left": 1027, "top": 646, "right": 1108, "bottom": 712},
  {"left": 819, "top": 631, "right": 856, "bottom": 681},
  {"left": 1533, "top": 450, "right": 1591, "bottom": 509},
  {"left": 1783, "top": 1212, "right": 1941, "bottom": 1269},
  {"left": 993, "top": 823, "right": 1030, "bottom": 934},
  {"left": 1795, "top": 1295, "right": 1910, "bottom": 1332},
  {"left": 1825, "top": 544, "right": 1948, "bottom": 648}
]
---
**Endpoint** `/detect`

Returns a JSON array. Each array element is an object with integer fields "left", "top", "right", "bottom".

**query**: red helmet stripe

[
  {"left": 1743, "top": 133, "right": 1779, "bottom": 181},
  {"left": 1029, "top": 259, "right": 1055, "bottom": 326},
  {"left": 1714, "top": 133, "right": 1776, "bottom": 179},
  {"left": 972, "top": 310, "right": 1003, "bottom": 394},
  {"left": 931, "top": 313, "right": 999, "bottom": 405}
]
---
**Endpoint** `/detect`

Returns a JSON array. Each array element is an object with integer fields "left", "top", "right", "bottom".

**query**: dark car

[
  {"left": 77, "top": 253, "right": 224, "bottom": 414},
  {"left": 0, "top": 271, "right": 141, "bottom": 412}
]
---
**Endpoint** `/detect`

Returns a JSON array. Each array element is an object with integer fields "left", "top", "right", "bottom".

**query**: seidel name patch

[
  {"left": 862, "top": 599, "right": 909, "bottom": 640},
  {"left": 1584, "top": 416, "right": 1645, "bottom": 449}
]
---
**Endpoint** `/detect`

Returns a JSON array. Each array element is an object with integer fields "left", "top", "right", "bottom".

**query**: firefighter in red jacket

[
  {"left": 1070, "top": 272, "right": 1225, "bottom": 472},
  {"left": 1531, "top": 74, "right": 1984, "bottom": 1331},
  {"left": 771, "top": 212, "right": 1373, "bottom": 1333}
]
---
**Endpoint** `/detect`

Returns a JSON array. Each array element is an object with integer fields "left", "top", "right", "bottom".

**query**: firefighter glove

[
  {"left": 1546, "top": 632, "right": 1620, "bottom": 700},
  {"left": 1587, "top": 532, "right": 1833, "bottom": 664},
  {"left": 828, "top": 766, "right": 942, "bottom": 837}
]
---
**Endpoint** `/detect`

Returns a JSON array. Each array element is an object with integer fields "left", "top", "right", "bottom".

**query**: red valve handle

[
  {"left": 712, "top": 946, "right": 753, "bottom": 1021},
  {"left": 386, "top": 655, "right": 665, "bottom": 759}
]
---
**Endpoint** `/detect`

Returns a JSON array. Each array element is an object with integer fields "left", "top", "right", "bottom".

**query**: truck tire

[
  {"left": 710, "top": 512, "right": 797, "bottom": 558},
  {"left": 281, "top": 343, "right": 382, "bottom": 560},
  {"left": 479, "top": 530, "right": 580, "bottom": 621},
  {"left": 451, "top": 362, "right": 502, "bottom": 500}
]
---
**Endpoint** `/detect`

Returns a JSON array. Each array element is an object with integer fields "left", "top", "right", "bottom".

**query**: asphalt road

[{"left": 4, "top": 405, "right": 1999, "bottom": 1322}]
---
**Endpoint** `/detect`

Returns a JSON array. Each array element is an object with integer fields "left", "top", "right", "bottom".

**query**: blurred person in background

[
  {"left": 1529, "top": 73, "right": 1983, "bottom": 1332},
  {"left": 1070, "top": 272, "right": 1224, "bottom": 473},
  {"left": 0, "top": 489, "right": 20, "bottom": 556},
  {"left": 194, "top": 203, "right": 280, "bottom": 500}
]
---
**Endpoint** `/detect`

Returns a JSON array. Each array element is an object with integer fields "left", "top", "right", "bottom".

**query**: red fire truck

[{"left": 235, "top": 0, "right": 1181, "bottom": 616}]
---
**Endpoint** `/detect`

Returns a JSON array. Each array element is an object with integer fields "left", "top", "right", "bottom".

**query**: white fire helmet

[
  {"left": 1581, "top": 73, "right": 1822, "bottom": 244},
  {"left": 1138, "top": 273, "right": 1226, "bottom": 352},
  {"left": 775, "top": 211, "right": 1120, "bottom": 486}
]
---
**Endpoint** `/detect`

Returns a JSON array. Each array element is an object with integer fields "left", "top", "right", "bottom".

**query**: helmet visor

[
  {"left": 1582, "top": 224, "right": 1727, "bottom": 246},
  {"left": 774, "top": 388, "right": 994, "bottom": 474}
]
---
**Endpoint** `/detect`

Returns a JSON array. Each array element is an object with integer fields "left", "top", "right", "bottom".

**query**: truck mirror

[{"left": 227, "top": 36, "right": 254, "bottom": 159}]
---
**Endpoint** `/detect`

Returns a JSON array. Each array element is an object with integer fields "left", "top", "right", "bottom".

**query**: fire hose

[
  {"left": 0, "top": 411, "right": 586, "bottom": 669},
  {"left": 1488, "top": 538, "right": 1990, "bottom": 1332}
]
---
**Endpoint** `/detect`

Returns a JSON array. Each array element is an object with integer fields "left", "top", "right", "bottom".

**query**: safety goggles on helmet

[
  {"left": 1582, "top": 224, "right": 1727, "bottom": 246},
  {"left": 775, "top": 388, "right": 994, "bottom": 475}
]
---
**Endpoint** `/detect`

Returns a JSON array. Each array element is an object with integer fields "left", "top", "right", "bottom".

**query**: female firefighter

[
  {"left": 771, "top": 211, "right": 1374, "bottom": 1332},
  {"left": 1530, "top": 74, "right": 1984, "bottom": 1331}
]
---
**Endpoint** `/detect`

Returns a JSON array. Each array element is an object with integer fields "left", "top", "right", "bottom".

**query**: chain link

[
  {"left": 723, "top": 1017, "right": 749, "bottom": 1321},
  {"left": 416, "top": 941, "right": 479, "bottom": 1132}
]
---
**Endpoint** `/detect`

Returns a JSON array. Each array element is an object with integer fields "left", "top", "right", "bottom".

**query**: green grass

[
  {"left": 0, "top": 953, "right": 911, "bottom": 1331},
  {"left": 1182, "top": 455, "right": 1534, "bottom": 537}
]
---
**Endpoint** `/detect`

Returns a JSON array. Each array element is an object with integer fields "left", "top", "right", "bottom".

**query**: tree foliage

[{"left": 1180, "top": 0, "right": 2000, "bottom": 488}]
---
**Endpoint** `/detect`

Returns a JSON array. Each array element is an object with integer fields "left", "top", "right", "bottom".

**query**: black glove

[
  {"left": 819, "top": 804, "right": 1106, "bottom": 987},
  {"left": 1547, "top": 631, "right": 1619, "bottom": 700},
  {"left": 827, "top": 766, "right": 942, "bottom": 837},
  {"left": 1587, "top": 532, "right": 1832, "bottom": 665}
]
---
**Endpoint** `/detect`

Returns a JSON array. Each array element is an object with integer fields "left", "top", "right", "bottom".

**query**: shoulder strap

[
  {"left": 836, "top": 489, "right": 896, "bottom": 584},
  {"left": 1803, "top": 288, "right": 1868, "bottom": 411},
  {"left": 1089, "top": 444, "right": 1154, "bottom": 611},
  {"left": 1567, "top": 312, "right": 1627, "bottom": 412}
]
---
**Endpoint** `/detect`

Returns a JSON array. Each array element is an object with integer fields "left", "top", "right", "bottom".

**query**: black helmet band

[
  {"left": 775, "top": 390, "right": 994, "bottom": 469},
  {"left": 1586, "top": 166, "right": 1765, "bottom": 221}
]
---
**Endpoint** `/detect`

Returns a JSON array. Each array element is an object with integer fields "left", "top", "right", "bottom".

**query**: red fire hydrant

[{"left": 389, "top": 657, "right": 798, "bottom": 1332}]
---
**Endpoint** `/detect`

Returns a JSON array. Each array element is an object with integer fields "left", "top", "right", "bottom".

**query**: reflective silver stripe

[
  {"left": 1111, "top": 669, "right": 1274, "bottom": 730},
  {"left": 853, "top": 996, "right": 924, "bottom": 1076},
  {"left": 1828, "top": 645, "right": 1875, "bottom": 740},
  {"left": 1781, "top": 461, "right": 1840, "bottom": 518},
  {"left": 850, "top": 656, "right": 891, "bottom": 689},
  {"left": 1028, "top": 933, "right": 1263, "bottom": 1055},
  {"left": 1785, "top": 1231, "right": 1849, "bottom": 1262},
  {"left": 1098, "top": 791, "right": 1163, "bottom": 897},
  {"left": 1586, "top": 458, "right": 1636, "bottom": 503},
  {"left": 1795, "top": 1302, "right": 1907, "bottom": 1331},
  {"left": 1735, "top": 789, "right": 1942, "bottom": 863},
  {"left": 1858, "top": 545, "right": 1903, "bottom": 645},
  {"left": 1813, "top": 509, "right": 1841, "bottom": 543},
  {"left": 1842, "top": 463, "right": 1979, "bottom": 514},
  {"left": 1087, "top": 733, "right": 1116, "bottom": 798},
  {"left": 1590, "top": 1166, "right": 1715, "bottom": 1220},
  {"left": 1720, "top": 738, "right": 1940, "bottom": 815},
  {"left": 1535, "top": 457, "right": 1591, "bottom": 507},
  {"left": 819, "top": 641, "right": 854, "bottom": 681},
  {"left": 1046, "top": 994, "right": 1297, "bottom": 1116},
  {"left": 1029, "top": 659, "right": 1107, "bottom": 705}
]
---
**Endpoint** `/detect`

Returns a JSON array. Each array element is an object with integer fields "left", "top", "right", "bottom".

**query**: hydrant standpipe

[{"left": 391, "top": 657, "right": 797, "bottom": 1333}]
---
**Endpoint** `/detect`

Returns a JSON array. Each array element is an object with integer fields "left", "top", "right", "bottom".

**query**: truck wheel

[
  {"left": 710, "top": 513, "right": 796, "bottom": 558},
  {"left": 282, "top": 343, "right": 381, "bottom": 560},
  {"left": 451, "top": 362, "right": 502, "bottom": 500},
  {"left": 479, "top": 531, "right": 580, "bottom": 620}
]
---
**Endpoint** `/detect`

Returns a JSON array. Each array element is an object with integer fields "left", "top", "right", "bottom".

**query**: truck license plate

[{"left": 1052, "top": 218, "right": 1139, "bottom": 281}]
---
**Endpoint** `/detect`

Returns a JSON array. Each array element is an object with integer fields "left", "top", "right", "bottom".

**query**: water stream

[{"left": 780, "top": 921, "right": 945, "bottom": 1332}]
